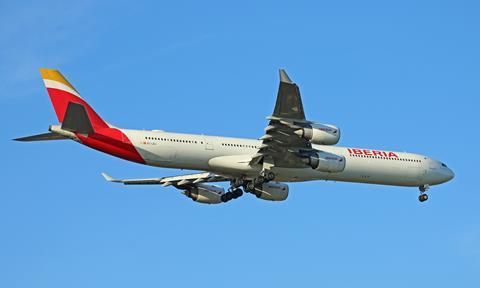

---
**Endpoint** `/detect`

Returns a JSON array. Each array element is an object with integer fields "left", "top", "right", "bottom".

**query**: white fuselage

[{"left": 123, "top": 129, "right": 454, "bottom": 187}]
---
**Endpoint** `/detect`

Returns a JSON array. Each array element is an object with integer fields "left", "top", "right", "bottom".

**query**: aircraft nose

[
  {"left": 445, "top": 168, "right": 455, "bottom": 182},
  {"left": 436, "top": 167, "right": 454, "bottom": 183}
]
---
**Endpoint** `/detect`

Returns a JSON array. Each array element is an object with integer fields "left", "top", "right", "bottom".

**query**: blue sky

[{"left": 1, "top": 1, "right": 479, "bottom": 287}]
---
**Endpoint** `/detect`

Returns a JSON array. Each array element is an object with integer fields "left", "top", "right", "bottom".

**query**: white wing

[{"left": 101, "top": 172, "right": 229, "bottom": 187}]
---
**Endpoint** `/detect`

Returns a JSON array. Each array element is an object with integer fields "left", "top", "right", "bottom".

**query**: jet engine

[
  {"left": 183, "top": 183, "right": 224, "bottom": 204},
  {"left": 295, "top": 123, "right": 340, "bottom": 145},
  {"left": 254, "top": 182, "right": 289, "bottom": 201},
  {"left": 303, "top": 150, "right": 346, "bottom": 173}
]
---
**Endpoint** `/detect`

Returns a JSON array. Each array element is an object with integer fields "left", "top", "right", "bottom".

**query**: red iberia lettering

[
  {"left": 352, "top": 149, "right": 363, "bottom": 155},
  {"left": 348, "top": 148, "right": 399, "bottom": 158},
  {"left": 388, "top": 152, "right": 398, "bottom": 158},
  {"left": 363, "top": 149, "right": 372, "bottom": 156}
]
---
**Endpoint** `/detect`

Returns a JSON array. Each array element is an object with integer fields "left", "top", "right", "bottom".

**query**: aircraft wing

[
  {"left": 101, "top": 172, "right": 229, "bottom": 187},
  {"left": 250, "top": 69, "right": 316, "bottom": 168}
]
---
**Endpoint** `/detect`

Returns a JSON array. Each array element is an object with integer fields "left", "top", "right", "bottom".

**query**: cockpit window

[{"left": 441, "top": 163, "right": 448, "bottom": 168}]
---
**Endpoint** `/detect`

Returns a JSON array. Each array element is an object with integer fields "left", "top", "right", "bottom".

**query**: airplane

[{"left": 15, "top": 68, "right": 454, "bottom": 204}]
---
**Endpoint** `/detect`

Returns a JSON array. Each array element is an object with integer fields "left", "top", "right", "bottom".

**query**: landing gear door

[{"left": 204, "top": 136, "right": 214, "bottom": 150}]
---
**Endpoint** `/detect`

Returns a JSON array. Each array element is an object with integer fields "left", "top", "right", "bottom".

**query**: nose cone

[
  {"left": 445, "top": 168, "right": 455, "bottom": 182},
  {"left": 425, "top": 159, "right": 455, "bottom": 185},
  {"left": 431, "top": 166, "right": 455, "bottom": 184}
]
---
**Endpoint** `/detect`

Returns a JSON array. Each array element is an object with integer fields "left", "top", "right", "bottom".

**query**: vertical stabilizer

[{"left": 39, "top": 68, "right": 109, "bottom": 131}]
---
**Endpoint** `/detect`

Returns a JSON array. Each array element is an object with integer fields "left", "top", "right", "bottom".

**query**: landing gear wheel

[
  {"left": 232, "top": 188, "right": 243, "bottom": 199},
  {"left": 265, "top": 171, "right": 275, "bottom": 182},
  {"left": 234, "top": 177, "right": 245, "bottom": 187},
  {"left": 245, "top": 181, "right": 255, "bottom": 192},
  {"left": 227, "top": 192, "right": 235, "bottom": 201},
  {"left": 254, "top": 176, "right": 265, "bottom": 186},
  {"left": 418, "top": 194, "right": 428, "bottom": 202}
]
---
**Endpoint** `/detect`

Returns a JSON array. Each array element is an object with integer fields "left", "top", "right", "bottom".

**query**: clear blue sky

[{"left": 1, "top": 1, "right": 479, "bottom": 287}]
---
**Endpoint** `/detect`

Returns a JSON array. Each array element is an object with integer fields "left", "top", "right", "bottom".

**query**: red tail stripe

[
  {"left": 47, "top": 88, "right": 109, "bottom": 129},
  {"left": 76, "top": 128, "right": 145, "bottom": 164}
]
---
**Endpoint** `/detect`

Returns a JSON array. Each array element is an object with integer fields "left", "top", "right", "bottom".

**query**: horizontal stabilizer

[{"left": 13, "top": 132, "right": 68, "bottom": 142}]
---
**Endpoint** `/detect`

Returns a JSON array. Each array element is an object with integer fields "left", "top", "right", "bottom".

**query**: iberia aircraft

[{"left": 15, "top": 69, "right": 454, "bottom": 203}]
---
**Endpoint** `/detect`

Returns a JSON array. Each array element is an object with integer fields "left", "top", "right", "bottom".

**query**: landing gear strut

[
  {"left": 418, "top": 184, "right": 429, "bottom": 202},
  {"left": 233, "top": 177, "right": 245, "bottom": 187}
]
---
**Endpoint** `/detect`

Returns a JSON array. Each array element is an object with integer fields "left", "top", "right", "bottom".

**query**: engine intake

[
  {"left": 303, "top": 150, "right": 346, "bottom": 173},
  {"left": 183, "top": 184, "right": 224, "bottom": 204},
  {"left": 295, "top": 123, "right": 340, "bottom": 145}
]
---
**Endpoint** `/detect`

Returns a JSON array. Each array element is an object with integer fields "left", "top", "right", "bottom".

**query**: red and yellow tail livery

[{"left": 40, "top": 68, "right": 109, "bottom": 130}]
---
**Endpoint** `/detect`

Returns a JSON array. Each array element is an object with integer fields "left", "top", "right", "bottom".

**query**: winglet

[
  {"left": 101, "top": 172, "right": 115, "bottom": 182},
  {"left": 279, "top": 69, "right": 293, "bottom": 84}
]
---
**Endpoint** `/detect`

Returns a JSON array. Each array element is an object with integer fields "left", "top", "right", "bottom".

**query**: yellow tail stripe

[{"left": 39, "top": 68, "right": 78, "bottom": 93}]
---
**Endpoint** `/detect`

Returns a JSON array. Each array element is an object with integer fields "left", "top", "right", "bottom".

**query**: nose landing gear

[
  {"left": 418, "top": 184, "right": 430, "bottom": 202},
  {"left": 418, "top": 193, "right": 428, "bottom": 202}
]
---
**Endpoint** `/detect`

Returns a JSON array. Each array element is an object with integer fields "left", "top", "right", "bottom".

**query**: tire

[
  {"left": 266, "top": 171, "right": 275, "bottom": 181},
  {"left": 254, "top": 176, "right": 265, "bottom": 185},
  {"left": 233, "top": 188, "right": 243, "bottom": 198},
  {"left": 418, "top": 194, "right": 428, "bottom": 202},
  {"left": 245, "top": 182, "right": 255, "bottom": 192}
]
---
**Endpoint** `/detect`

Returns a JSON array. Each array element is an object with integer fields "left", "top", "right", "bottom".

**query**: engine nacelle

[
  {"left": 295, "top": 123, "right": 340, "bottom": 145},
  {"left": 254, "top": 182, "right": 289, "bottom": 201},
  {"left": 183, "top": 184, "right": 224, "bottom": 204},
  {"left": 304, "top": 150, "right": 346, "bottom": 173}
]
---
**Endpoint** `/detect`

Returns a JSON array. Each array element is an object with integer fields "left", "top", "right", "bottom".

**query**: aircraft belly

[
  {"left": 332, "top": 158, "right": 422, "bottom": 186},
  {"left": 272, "top": 157, "right": 423, "bottom": 187}
]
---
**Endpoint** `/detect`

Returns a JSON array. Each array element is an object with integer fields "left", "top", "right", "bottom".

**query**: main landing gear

[
  {"left": 418, "top": 184, "right": 429, "bottom": 202},
  {"left": 243, "top": 170, "right": 276, "bottom": 196},
  {"left": 222, "top": 171, "right": 276, "bottom": 203},
  {"left": 221, "top": 177, "right": 247, "bottom": 203},
  {"left": 262, "top": 170, "right": 276, "bottom": 182}
]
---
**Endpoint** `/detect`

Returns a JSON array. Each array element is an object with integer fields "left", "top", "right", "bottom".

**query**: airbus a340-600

[{"left": 15, "top": 69, "right": 454, "bottom": 204}]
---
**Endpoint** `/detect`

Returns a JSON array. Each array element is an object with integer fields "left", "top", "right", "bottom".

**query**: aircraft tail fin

[{"left": 39, "top": 68, "right": 109, "bottom": 132}]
